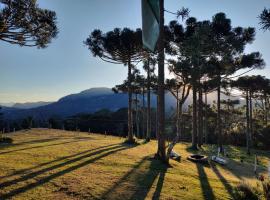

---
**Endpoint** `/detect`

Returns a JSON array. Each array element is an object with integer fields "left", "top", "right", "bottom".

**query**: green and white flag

[{"left": 141, "top": 0, "right": 160, "bottom": 52}]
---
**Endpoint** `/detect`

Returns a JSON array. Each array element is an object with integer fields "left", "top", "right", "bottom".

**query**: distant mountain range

[
  {"left": 0, "top": 102, "right": 15, "bottom": 107},
  {"left": 1, "top": 87, "right": 241, "bottom": 121},
  {"left": 12, "top": 101, "right": 53, "bottom": 109},
  {"left": 0, "top": 102, "right": 52, "bottom": 109}
]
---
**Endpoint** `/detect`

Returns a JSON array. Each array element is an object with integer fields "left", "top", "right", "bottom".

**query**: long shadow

[
  {"left": 101, "top": 157, "right": 168, "bottom": 200},
  {"left": 152, "top": 164, "right": 167, "bottom": 200},
  {"left": 211, "top": 164, "right": 236, "bottom": 199},
  {"left": 186, "top": 145, "right": 261, "bottom": 180},
  {"left": 0, "top": 137, "right": 74, "bottom": 149},
  {"left": 129, "top": 159, "right": 168, "bottom": 200},
  {"left": 0, "top": 144, "right": 134, "bottom": 199},
  {"left": 1, "top": 143, "right": 119, "bottom": 179},
  {"left": 196, "top": 163, "right": 215, "bottom": 200},
  {"left": 218, "top": 159, "right": 253, "bottom": 180},
  {"left": 0, "top": 138, "right": 93, "bottom": 155},
  {"left": 100, "top": 157, "right": 150, "bottom": 199},
  {"left": 0, "top": 144, "right": 124, "bottom": 189}
]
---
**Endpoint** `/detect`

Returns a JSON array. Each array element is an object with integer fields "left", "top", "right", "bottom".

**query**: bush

[
  {"left": 255, "top": 125, "right": 270, "bottom": 150},
  {"left": 262, "top": 178, "right": 270, "bottom": 200},
  {"left": 234, "top": 182, "right": 260, "bottom": 200},
  {"left": 123, "top": 138, "right": 139, "bottom": 145},
  {"left": 0, "top": 137, "right": 13, "bottom": 144}
]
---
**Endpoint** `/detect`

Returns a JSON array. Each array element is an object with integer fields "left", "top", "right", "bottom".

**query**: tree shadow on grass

[
  {"left": 0, "top": 137, "right": 93, "bottom": 155},
  {"left": 152, "top": 163, "right": 167, "bottom": 200},
  {"left": 186, "top": 145, "right": 262, "bottom": 180},
  {"left": 0, "top": 143, "right": 136, "bottom": 199},
  {"left": 219, "top": 159, "right": 259, "bottom": 180},
  {"left": 186, "top": 145, "right": 236, "bottom": 200},
  {"left": 196, "top": 163, "right": 215, "bottom": 200},
  {"left": 101, "top": 156, "right": 168, "bottom": 200},
  {"left": 0, "top": 137, "right": 64, "bottom": 149},
  {"left": 211, "top": 163, "right": 236, "bottom": 199},
  {"left": 0, "top": 143, "right": 118, "bottom": 179}
]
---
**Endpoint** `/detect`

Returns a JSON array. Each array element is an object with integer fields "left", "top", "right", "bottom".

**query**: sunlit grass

[{"left": 0, "top": 129, "right": 269, "bottom": 200}]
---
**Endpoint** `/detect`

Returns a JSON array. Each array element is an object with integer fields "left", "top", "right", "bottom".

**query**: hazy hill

[
  {"left": 3, "top": 88, "right": 130, "bottom": 120},
  {"left": 12, "top": 101, "right": 53, "bottom": 109},
  {"left": 0, "top": 103, "right": 15, "bottom": 107},
  {"left": 2, "top": 87, "right": 241, "bottom": 120}
]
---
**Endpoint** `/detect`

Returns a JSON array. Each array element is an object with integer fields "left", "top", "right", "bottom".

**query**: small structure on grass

[
  {"left": 211, "top": 156, "right": 227, "bottom": 165},
  {"left": 170, "top": 150, "right": 181, "bottom": 162},
  {"left": 187, "top": 154, "right": 208, "bottom": 164}
]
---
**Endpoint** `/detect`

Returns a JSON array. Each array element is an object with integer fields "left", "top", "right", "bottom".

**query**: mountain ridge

[
  {"left": 2, "top": 87, "right": 241, "bottom": 120},
  {"left": 12, "top": 101, "right": 53, "bottom": 109}
]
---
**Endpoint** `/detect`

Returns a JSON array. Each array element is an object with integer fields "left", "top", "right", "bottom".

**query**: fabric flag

[{"left": 141, "top": 0, "right": 160, "bottom": 52}]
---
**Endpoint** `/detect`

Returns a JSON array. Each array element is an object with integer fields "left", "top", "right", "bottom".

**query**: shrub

[
  {"left": 234, "top": 182, "right": 260, "bottom": 200},
  {"left": 0, "top": 137, "right": 13, "bottom": 144},
  {"left": 262, "top": 178, "right": 270, "bottom": 200},
  {"left": 255, "top": 125, "right": 270, "bottom": 150},
  {"left": 123, "top": 138, "right": 139, "bottom": 145}
]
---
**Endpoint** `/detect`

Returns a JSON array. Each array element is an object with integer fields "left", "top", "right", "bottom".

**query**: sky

[{"left": 1, "top": 0, "right": 270, "bottom": 103}]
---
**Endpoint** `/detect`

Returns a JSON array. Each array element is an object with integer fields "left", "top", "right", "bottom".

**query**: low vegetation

[{"left": 0, "top": 129, "right": 269, "bottom": 200}]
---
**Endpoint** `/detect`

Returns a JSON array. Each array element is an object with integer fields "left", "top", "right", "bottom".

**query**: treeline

[
  {"left": 2, "top": 98, "right": 270, "bottom": 150},
  {"left": 0, "top": 108, "right": 157, "bottom": 138}
]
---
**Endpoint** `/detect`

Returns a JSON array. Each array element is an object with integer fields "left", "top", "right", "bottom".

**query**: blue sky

[{"left": 1, "top": 0, "right": 270, "bottom": 103}]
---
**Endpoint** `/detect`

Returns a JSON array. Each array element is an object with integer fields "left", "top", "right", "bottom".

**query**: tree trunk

[
  {"left": 204, "top": 92, "right": 208, "bottom": 144},
  {"left": 179, "top": 104, "right": 183, "bottom": 141},
  {"left": 246, "top": 91, "right": 250, "bottom": 155},
  {"left": 217, "top": 83, "right": 223, "bottom": 152},
  {"left": 249, "top": 91, "right": 253, "bottom": 147},
  {"left": 156, "top": 94, "right": 158, "bottom": 139},
  {"left": 136, "top": 93, "right": 139, "bottom": 138},
  {"left": 264, "top": 94, "right": 268, "bottom": 126},
  {"left": 127, "top": 60, "right": 134, "bottom": 142},
  {"left": 166, "top": 103, "right": 183, "bottom": 160},
  {"left": 157, "top": 0, "right": 166, "bottom": 163},
  {"left": 146, "top": 60, "right": 151, "bottom": 141},
  {"left": 198, "top": 86, "right": 203, "bottom": 147},
  {"left": 176, "top": 89, "right": 180, "bottom": 138},
  {"left": 142, "top": 85, "right": 145, "bottom": 139},
  {"left": 192, "top": 83, "right": 198, "bottom": 149}
]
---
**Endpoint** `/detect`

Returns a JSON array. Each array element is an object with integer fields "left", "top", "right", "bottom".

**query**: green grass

[{"left": 0, "top": 129, "right": 269, "bottom": 200}]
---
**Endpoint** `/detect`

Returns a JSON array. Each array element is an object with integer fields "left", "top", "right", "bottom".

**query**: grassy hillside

[{"left": 0, "top": 129, "right": 269, "bottom": 200}]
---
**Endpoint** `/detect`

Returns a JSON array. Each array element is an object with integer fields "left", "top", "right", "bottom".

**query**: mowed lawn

[{"left": 0, "top": 129, "right": 269, "bottom": 200}]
